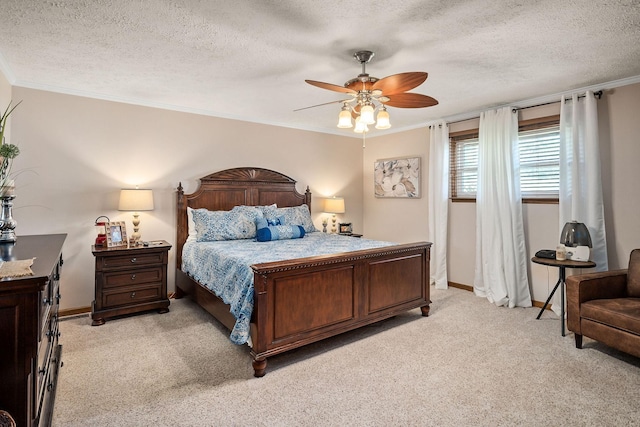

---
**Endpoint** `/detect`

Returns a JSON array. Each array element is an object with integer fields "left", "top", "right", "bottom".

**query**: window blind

[{"left": 449, "top": 117, "right": 560, "bottom": 200}]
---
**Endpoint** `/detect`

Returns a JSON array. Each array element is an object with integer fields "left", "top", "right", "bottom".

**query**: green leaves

[{"left": 0, "top": 100, "right": 22, "bottom": 146}]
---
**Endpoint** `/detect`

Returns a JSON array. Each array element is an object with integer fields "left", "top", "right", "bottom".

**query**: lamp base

[{"left": 567, "top": 246, "right": 590, "bottom": 261}]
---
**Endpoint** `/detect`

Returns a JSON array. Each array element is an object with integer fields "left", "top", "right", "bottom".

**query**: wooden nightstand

[{"left": 91, "top": 241, "right": 171, "bottom": 326}]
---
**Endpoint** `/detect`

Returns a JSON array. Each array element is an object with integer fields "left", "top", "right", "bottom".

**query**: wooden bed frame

[{"left": 175, "top": 167, "right": 431, "bottom": 377}]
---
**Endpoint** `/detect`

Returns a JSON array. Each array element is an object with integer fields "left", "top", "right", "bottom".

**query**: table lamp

[
  {"left": 324, "top": 197, "right": 345, "bottom": 234},
  {"left": 119, "top": 188, "right": 154, "bottom": 245},
  {"left": 560, "top": 221, "right": 592, "bottom": 261}
]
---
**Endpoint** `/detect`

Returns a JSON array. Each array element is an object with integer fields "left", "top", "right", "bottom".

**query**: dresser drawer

[
  {"left": 36, "top": 319, "right": 53, "bottom": 407},
  {"left": 39, "top": 281, "right": 52, "bottom": 341},
  {"left": 103, "top": 267, "right": 163, "bottom": 288},
  {"left": 98, "top": 252, "right": 165, "bottom": 270},
  {"left": 103, "top": 284, "right": 162, "bottom": 308}
]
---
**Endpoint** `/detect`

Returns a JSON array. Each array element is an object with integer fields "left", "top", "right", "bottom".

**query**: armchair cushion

[
  {"left": 628, "top": 249, "right": 640, "bottom": 297},
  {"left": 581, "top": 298, "right": 640, "bottom": 335}
]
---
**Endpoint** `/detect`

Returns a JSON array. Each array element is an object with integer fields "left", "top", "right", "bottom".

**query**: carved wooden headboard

[{"left": 176, "top": 167, "right": 312, "bottom": 267}]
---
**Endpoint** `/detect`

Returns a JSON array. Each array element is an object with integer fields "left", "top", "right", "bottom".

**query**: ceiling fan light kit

[
  {"left": 303, "top": 50, "right": 438, "bottom": 136},
  {"left": 337, "top": 103, "right": 353, "bottom": 128}
]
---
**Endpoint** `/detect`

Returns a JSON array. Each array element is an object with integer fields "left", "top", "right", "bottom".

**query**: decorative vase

[
  {"left": 0, "top": 240, "right": 15, "bottom": 260},
  {"left": 0, "top": 180, "right": 17, "bottom": 242}
]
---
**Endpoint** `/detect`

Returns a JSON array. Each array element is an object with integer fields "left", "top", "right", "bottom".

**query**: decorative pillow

[
  {"left": 192, "top": 206, "right": 263, "bottom": 241},
  {"left": 255, "top": 204, "right": 278, "bottom": 219},
  {"left": 255, "top": 217, "right": 305, "bottom": 242},
  {"left": 265, "top": 204, "right": 316, "bottom": 233}
]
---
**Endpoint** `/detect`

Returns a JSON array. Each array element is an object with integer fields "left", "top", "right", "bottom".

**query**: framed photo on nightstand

[
  {"left": 106, "top": 221, "right": 128, "bottom": 247},
  {"left": 339, "top": 223, "right": 353, "bottom": 234}
]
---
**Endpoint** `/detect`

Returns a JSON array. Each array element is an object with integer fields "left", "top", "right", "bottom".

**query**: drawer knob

[
  {"left": 130, "top": 258, "right": 137, "bottom": 263},
  {"left": 131, "top": 292, "right": 136, "bottom": 298},
  {"left": 43, "top": 297, "right": 50, "bottom": 305},
  {"left": 131, "top": 274, "right": 136, "bottom": 280}
]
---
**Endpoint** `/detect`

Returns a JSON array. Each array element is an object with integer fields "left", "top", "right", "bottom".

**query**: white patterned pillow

[
  {"left": 192, "top": 206, "right": 263, "bottom": 241},
  {"left": 268, "top": 204, "right": 316, "bottom": 233}
]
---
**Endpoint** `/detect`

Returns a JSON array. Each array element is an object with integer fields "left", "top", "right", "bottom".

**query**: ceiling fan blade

[
  {"left": 294, "top": 98, "right": 352, "bottom": 112},
  {"left": 305, "top": 80, "right": 357, "bottom": 94},
  {"left": 371, "top": 72, "right": 428, "bottom": 95},
  {"left": 382, "top": 93, "right": 439, "bottom": 108}
]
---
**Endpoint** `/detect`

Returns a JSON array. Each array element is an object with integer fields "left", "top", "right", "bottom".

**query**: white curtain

[
  {"left": 474, "top": 107, "right": 532, "bottom": 308},
  {"left": 559, "top": 91, "right": 608, "bottom": 272},
  {"left": 428, "top": 122, "right": 449, "bottom": 289}
]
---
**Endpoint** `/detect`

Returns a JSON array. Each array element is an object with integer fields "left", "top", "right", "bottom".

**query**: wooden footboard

[{"left": 248, "top": 242, "right": 431, "bottom": 376}]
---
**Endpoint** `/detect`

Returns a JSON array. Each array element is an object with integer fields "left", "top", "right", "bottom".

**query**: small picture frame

[
  {"left": 106, "top": 221, "right": 128, "bottom": 247},
  {"left": 339, "top": 223, "right": 353, "bottom": 234}
]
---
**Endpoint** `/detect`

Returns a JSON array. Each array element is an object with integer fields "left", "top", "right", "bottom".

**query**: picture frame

[
  {"left": 374, "top": 156, "right": 421, "bottom": 198},
  {"left": 106, "top": 221, "right": 128, "bottom": 248},
  {"left": 339, "top": 223, "right": 353, "bottom": 234}
]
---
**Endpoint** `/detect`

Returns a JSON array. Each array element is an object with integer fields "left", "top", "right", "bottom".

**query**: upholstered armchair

[{"left": 566, "top": 249, "right": 640, "bottom": 358}]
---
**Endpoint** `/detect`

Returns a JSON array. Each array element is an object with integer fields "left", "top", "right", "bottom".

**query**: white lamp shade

[
  {"left": 119, "top": 189, "right": 154, "bottom": 211},
  {"left": 324, "top": 197, "right": 345, "bottom": 214},
  {"left": 337, "top": 109, "right": 353, "bottom": 128},
  {"left": 354, "top": 116, "right": 369, "bottom": 134},
  {"left": 375, "top": 108, "right": 391, "bottom": 129},
  {"left": 360, "top": 104, "right": 375, "bottom": 124}
]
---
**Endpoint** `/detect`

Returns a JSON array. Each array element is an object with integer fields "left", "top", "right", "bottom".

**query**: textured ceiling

[{"left": 1, "top": 0, "right": 640, "bottom": 137}]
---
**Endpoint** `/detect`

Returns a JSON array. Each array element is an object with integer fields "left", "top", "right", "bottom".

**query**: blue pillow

[{"left": 255, "top": 217, "right": 305, "bottom": 242}]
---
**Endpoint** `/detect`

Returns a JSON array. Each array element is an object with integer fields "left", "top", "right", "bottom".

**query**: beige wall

[
  {"left": 363, "top": 83, "right": 640, "bottom": 305},
  {"left": 9, "top": 87, "right": 363, "bottom": 311}
]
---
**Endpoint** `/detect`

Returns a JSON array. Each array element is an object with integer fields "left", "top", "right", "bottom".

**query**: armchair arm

[{"left": 566, "top": 269, "right": 628, "bottom": 334}]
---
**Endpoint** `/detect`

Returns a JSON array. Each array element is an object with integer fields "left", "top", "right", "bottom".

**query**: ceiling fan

[{"left": 299, "top": 50, "right": 438, "bottom": 133}]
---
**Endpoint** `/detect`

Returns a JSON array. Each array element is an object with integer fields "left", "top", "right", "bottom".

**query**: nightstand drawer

[
  {"left": 98, "top": 252, "right": 165, "bottom": 270},
  {"left": 103, "top": 267, "right": 163, "bottom": 288},
  {"left": 103, "top": 284, "right": 162, "bottom": 308}
]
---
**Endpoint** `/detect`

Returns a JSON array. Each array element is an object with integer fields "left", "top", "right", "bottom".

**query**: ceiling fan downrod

[{"left": 354, "top": 50, "right": 375, "bottom": 81}]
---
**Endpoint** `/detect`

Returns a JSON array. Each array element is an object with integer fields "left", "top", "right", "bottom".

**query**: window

[
  {"left": 449, "top": 131, "right": 479, "bottom": 199},
  {"left": 449, "top": 116, "right": 560, "bottom": 202}
]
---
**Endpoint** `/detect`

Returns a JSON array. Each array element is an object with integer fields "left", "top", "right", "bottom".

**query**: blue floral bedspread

[{"left": 181, "top": 232, "right": 396, "bottom": 345}]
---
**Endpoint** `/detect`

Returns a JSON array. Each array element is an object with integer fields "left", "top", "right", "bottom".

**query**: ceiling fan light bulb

[
  {"left": 375, "top": 109, "right": 391, "bottom": 129},
  {"left": 337, "top": 109, "right": 353, "bottom": 128},
  {"left": 360, "top": 104, "right": 375, "bottom": 124},
  {"left": 354, "top": 116, "right": 366, "bottom": 133}
]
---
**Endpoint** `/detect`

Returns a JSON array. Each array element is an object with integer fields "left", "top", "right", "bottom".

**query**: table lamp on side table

[
  {"left": 324, "top": 197, "right": 345, "bottom": 234},
  {"left": 119, "top": 187, "right": 154, "bottom": 245}
]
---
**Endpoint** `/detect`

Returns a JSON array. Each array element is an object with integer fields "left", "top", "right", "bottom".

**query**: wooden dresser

[
  {"left": 91, "top": 241, "right": 171, "bottom": 325},
  {"left": 0, "top": 234, "right": 66, "bottom": 427}
]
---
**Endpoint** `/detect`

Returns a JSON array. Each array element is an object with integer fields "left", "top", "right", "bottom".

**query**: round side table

[{"left": 531, "top": 256, "right": 596, "bottom": 336}]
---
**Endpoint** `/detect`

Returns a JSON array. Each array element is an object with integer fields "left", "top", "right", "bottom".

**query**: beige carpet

[{"left": 53, "top": 287, "right": 640, "bottom": 426}]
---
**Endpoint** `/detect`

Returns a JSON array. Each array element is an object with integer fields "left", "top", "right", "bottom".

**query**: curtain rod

[
  {"left": 441, "top": 90, "right": 603, "bottom": 126},
  {"left": 511, "top": 90, "right": 603, "bottom": 113}
]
